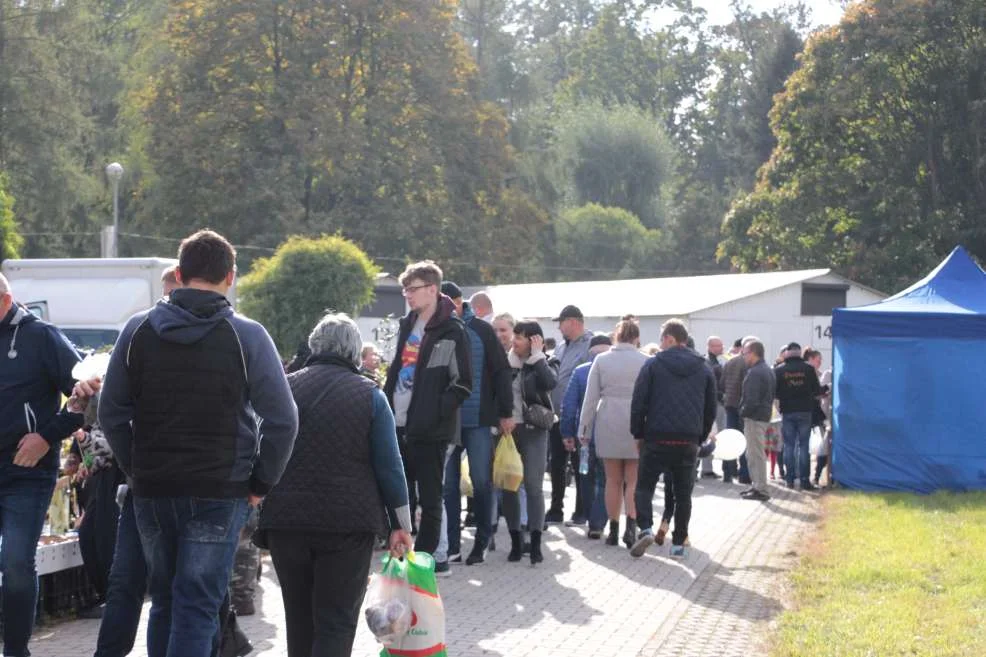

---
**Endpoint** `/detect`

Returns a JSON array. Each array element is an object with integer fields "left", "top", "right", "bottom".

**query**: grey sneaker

[
  {"left": 434, "top": 560, "right": 451, "bottom": 577},
  {"left": 630, "top": 531, "right": 655, "bottom": 558},
  {"left": 669, "top": 544, "right": 688, "bottom": 559}
]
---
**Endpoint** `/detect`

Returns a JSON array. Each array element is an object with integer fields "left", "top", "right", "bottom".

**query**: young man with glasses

[{"left": 384, "top": 262, "right": 472, "bottom": 570}]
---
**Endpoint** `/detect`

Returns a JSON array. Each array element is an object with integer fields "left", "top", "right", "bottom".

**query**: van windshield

[{"left": 61, "top": 329, "right": 120, "bottom": 351}]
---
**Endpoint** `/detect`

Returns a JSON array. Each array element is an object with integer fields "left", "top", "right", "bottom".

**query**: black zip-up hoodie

[
  {"left": 630, "top": 346, "right": 718, "bottom": 443},
  {"left": 383, "top": 295, "right": 472, "bottom": 443},
  {"left": 0, "top": 305, "right": 84, "bottom": 469}
]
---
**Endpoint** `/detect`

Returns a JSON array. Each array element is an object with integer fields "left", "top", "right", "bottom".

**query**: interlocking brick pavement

[{"left": 27, "top": 475, "right": 818, "bottom": 657}]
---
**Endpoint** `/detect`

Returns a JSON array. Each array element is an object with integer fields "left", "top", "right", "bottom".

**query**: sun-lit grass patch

[{"left": 772, "top": 491, "right": 986, "bottom": 657}]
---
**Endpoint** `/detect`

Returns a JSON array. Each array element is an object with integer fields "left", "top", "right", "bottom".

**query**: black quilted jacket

[{"left": 630, "top": 346, "right": 718, "bottom": 443}]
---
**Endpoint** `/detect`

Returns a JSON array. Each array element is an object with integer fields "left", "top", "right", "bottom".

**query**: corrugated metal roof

[{"left": 465, "top": 269, "right": 833, "bottom": 319}]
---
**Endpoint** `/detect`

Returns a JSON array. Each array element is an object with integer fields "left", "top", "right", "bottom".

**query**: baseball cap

[
  {"left": 589, "top": 335, "right": 613, "bottom": 348},
  {"left": 440, "top": 281, "right": 462, "bottom": 300},
  {"left": 553, "top": 305, "right": 584, "bottom": 322},
  {"left": 784, "top": 342, "right": 802, "bottom": 352}
]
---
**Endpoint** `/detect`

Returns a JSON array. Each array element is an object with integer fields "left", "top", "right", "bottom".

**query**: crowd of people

[{"left": 0, "top": 228, "right": 834, "bottom": 657}]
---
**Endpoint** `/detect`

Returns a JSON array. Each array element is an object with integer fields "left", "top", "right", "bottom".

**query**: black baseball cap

[
  {"left": 440, "top": 281, "right": 462, "bottom": 300},
  {"left": 784, "top": 342, "right": 802, "bottom": 352},
  {"left": 589, "top": 335, "right": 612, "bottom": 348},
  {"left": 553, "top": 305, "right": 584, "bottom": 322}
]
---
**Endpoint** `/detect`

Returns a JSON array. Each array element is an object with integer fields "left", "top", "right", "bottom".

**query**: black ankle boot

[
  {"left": 606, "top": 520, "right": 619, "bottom": 546},
  {"left": 508, "top": 530, "right": 522, "bottom": 562},
  {"left": 623, "top": 518, "right": 637, "bottom": 549},
  {"left": 530, "top": 530, "right": 543, "bottom": 565}
]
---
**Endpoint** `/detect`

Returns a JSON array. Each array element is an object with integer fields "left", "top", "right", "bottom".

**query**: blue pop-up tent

[{"left": 832, "top": 246, "right": 986, "bottom": 493}]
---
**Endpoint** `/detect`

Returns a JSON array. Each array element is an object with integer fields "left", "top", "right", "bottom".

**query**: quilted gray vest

[{"left": 259, "top": 363, "right": 386, "bottom": 536}]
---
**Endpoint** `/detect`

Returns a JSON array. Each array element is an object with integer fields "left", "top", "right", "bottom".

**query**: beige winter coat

[{"left": 578, "top": 343, "right": 649, "bottom": 460}]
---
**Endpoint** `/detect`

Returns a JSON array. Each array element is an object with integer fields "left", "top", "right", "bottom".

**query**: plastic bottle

[{"left": 579, "top": 444, "right": 590, "bottom": 475}]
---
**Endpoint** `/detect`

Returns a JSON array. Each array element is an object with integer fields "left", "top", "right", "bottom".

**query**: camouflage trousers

[{"left": 230, "top": 506, "right": 260, "bottom": 610}]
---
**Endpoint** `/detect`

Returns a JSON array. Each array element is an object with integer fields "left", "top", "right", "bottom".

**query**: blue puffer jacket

[
  {"left": 630, "top": 346, "right": 718, "bottom": 443},
  {"left": 560, "top": 358, "right": 595, "bottom": 439}
]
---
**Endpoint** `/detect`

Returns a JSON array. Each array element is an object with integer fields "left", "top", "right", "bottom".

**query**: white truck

[{"left": 1, "top": 257, "right": 179, "bottom": 350}]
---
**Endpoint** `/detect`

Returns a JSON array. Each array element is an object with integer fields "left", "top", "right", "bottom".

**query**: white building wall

[{"left": 690, "top": 276, "right": 883, "bottom": 365}]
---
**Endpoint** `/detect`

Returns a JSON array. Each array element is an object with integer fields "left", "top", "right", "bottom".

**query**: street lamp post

[{"left": 105, "top": 162, "right": 124, "bottom": 257}]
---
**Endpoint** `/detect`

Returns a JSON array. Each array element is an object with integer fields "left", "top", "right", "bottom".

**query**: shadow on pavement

[{"left": 438, "top": 529, "right": 602, "bottom": 657}]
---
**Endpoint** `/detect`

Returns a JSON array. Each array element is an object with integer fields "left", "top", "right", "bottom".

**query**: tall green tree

[
  {"left": 552, "top": 102, "right": 674, "bottom": 230},
  {"left": 0, "top": 0, "right": 105, "bottom": 256},
  {"left": 719, "top": 0, "right": 986, "bottom": 292},
  {"left": 135, "top": 0, "right": 539, "bottom": 282},
  {"left": 666, "top": 4, "right": 803, "bottom": 271},
  {"left": 0, "top": 175, "right": 22, "bottom": 261}
]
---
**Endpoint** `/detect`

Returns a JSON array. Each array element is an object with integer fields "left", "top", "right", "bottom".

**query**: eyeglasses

[{"left": 402, "top": 284, "right": 431, "bottom": 296}]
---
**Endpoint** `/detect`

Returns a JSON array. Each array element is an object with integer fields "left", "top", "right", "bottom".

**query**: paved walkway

[{"left": 29, "top": 475, "right": 819, "bottom": 657}]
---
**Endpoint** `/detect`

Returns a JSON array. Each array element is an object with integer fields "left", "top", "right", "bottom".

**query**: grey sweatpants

[{"left": 502, "top": 425, "right": 548, "bottom": 533}]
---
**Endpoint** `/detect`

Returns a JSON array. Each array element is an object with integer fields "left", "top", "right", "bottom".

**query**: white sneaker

[{"left": 630, "top": 531, "right": 655, "bottom": 558}]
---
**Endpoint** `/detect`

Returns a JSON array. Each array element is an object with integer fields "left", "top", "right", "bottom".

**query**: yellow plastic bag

[
  {"left": 460, "top": 453, "right": 473, "bottom": 497},
  {"left": 493, "top": 433, "right": 524, "bottom": 492}
]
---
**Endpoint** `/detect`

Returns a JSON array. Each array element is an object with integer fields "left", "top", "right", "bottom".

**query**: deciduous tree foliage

[
  {"left": 238, "top": 235, "right": 378, "bottom": 356},
  {"left": 133, "top": 0, "right": 539, "bottom": 281},
  {"left": 0, "top": 176, "right": 22, "bottom": 261},
  {"left": 554, "top": 203, "right": 665, "bottom": 280},
  {"left": 720, "top": 0, "right": 986, "bottom": 292}
]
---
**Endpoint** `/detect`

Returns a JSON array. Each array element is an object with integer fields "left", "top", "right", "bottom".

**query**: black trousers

[
  {"left": 78, "top": 464, "right": 123, "bottom": 599},
  {"left": 397, "top": 429, "right": 418, "bottom": 530},
  {"left": 548, "top": 422, "right": 585, "bottom": 516},
  {"left": 406, "top": 440, "right": 448, "bottom": 555},
  {"left": 267, "top": 531, "right": 374, "bottom": 657},
  {"left": 635, "top": 441, "right": 699, "bottom": 546}
]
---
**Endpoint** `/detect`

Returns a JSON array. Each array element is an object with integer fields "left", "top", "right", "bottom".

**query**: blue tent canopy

[{"left": 832, "top": 247, "right": 986, "bottom": 493}]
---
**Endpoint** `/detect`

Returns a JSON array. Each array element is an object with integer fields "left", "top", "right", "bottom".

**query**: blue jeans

[
  {"left": 134, "top": 496, "right": 249, "bottom": 657},
  {"left": 444, "top": 426, "right": 494, "bottom": 554},
  {"left": 0, "top": 462, "right": 56, "bottom": 657},
  {"left": 782, "top": 412, "right": 813, "bottom": 485},
  {"left": 586, "top": 440, "right": 608, "bottom": 532},
  {"left": 95, "top": 491, "right": 148, "bottom": 657}
]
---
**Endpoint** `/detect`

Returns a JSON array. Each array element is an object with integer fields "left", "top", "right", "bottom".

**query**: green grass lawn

[{"left": 772, "top": 491, "right": 986, "bottom": 657}]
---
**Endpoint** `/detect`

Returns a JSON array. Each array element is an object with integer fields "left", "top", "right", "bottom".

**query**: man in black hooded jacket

[{"left": 629, "top": 319, "right": 717, "bottom": 559}]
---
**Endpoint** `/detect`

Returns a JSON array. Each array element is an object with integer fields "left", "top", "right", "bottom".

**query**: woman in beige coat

[{"left": 578, "top": 317, "right": 649, "bottom": 547}]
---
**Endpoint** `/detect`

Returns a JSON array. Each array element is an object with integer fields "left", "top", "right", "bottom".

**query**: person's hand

[
  {"left": 68, "top": 377, "right": 102, "bottom": 413},
  {"left": 563, "top": 437, "right": 576, "bottom": 452},
  {"left": 579, "top": 435, "right": 591, "bottom": 446},
  {"left": 14, "top": 433, "right": 50, "bottom": 467},
  {"left": 248, "top": 494, "right": 264, "bottom": 507},
  {"left": 530, "top": 335, "right": 544, "bottom": 354},
  {"left": 77, "top": 464, "right": 90, "bottom": 482},
  {"left": 635, "top": 439, "right": 642, "bottom": 455},
  {"left": 388, "top": 529, "right": 413, "bottom": 559},
  {"left": 499, "top": 417, "right": 516, "bottom": 435}
]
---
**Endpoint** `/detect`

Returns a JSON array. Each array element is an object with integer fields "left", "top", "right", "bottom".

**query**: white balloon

[
  {"left": 72, "top": 353, "right": 112, "bottom": 382},
  {"left": 713, "top": 428, "right": 747, "bottom": 461}
]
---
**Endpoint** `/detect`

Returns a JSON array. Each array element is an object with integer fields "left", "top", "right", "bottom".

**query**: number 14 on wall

[{"left": 814, "top": 325, "right": 833, "bottom": 340}]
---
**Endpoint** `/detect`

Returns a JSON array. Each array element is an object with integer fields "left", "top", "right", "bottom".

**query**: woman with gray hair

[{"left": 258, "top": 313, "right": 413, "bottom": 657}]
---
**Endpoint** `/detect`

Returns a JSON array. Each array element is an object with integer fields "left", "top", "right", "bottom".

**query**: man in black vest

[{"left": 99, "top": 230, "right": 299, "bottom": 657}]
